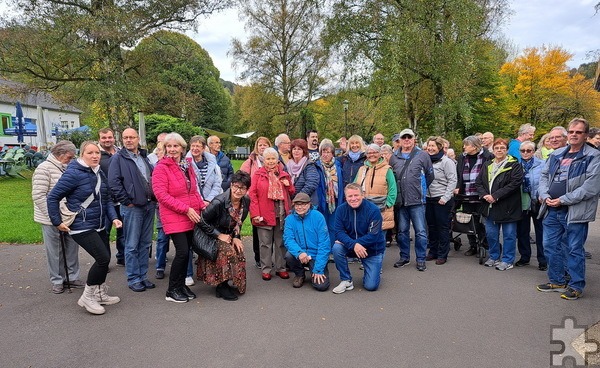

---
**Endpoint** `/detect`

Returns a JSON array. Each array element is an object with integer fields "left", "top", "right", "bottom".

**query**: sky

[{"left": 189, "top": 0, "right": 600, "bottom": 83}]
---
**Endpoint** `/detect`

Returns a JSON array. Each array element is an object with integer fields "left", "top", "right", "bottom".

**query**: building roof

[{"left": 0, "top": 78, "right": 82, "bottom": 113}]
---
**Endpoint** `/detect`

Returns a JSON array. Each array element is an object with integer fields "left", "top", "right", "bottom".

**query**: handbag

[
  {"left": 59, "top": 175, "right": 99, "bottom": 226},
  {"left": 192, "top": 224, "right": 218, "bottom": 261}
]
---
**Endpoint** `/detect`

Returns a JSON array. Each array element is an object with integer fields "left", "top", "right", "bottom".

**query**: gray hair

[
  {"left": 550, "top": 126, "right": 568, "bottom": 138},
  {"left": 381, "top": 144, "right": 393, "bottom": 154},
  {"left": 518, "top": 123, "right": 535, "bottom": 136},
  {"left": 366, "top": 143, "right": 381, "bottom": 152},
  {"left": 319, "top": 138, "right": 335, "bottom": 153},
  {"left": 462, "top": 135, "right": 482, "bottom": 150},
  {"left": 262, "top": 147, "right": 278, "bottom": 158},
  {"left": 274, "top": 133, "right": 290, "bottom": 146},
  {"left": 50, "top": 140, "right": 76, "bottom": 157},
  {"left": 189, "top": 135, "right": 206, "bottom": 146},
  {"left": 164, "top": 132, "right": 187, "bottom": 150},
  {"left": 520, "top": 140, "right": 535, "bottom": 151}
]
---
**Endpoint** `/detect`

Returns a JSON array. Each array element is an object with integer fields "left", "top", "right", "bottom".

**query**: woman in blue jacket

[{"left": 47, "top": 141, "right": 122, "bottom": 315}]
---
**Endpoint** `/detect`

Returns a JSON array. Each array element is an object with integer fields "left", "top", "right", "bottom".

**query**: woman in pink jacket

[
  {"left": 249, "top": 147, "right": 295, "bottom": 281},
  {"left": 152, "top": 132, "right": 205, "bottom": 303}
]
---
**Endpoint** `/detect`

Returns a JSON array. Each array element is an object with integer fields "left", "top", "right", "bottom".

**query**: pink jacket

[
  {"left": 249, "top": 166, "right": 295, "bottom": 227},
  {"left": 152, "top": 157, "right": 205, "bottom": 235}
]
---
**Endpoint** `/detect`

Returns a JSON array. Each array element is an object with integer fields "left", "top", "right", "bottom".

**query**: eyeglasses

[
  {"left": 231, "top": 185, "right": 247, "bottom": 192},
  {"left": 122, "top": 136, "right": 138, "bottom": 140},
  {"left": 519, "top": 149, "right": 533, "bottom": 153},
  {"left": 493, "top": 146, "right": 507, "bottom": 150},
  {"left": 401, "top": 135, "right": 413, "bottom": 140},
  {"left": 568, "top": 130, "right": 585, "bottom": 135}
]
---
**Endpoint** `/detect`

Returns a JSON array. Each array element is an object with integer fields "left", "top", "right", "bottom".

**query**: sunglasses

[
  {"left": 519, "top": 149, "right": 533, "bottom": 153},
  {"left": 400, "top": 135, "right": 413, "bottom": 140},
  {"left": 568, "top": 130, "right": 585, "bottom": 135}
]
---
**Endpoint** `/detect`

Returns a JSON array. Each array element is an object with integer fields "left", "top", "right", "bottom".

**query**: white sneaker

[
  {"left": 332, "top": 280, "right": 354, "bottom": 294},
  {"left": 185, "top": 276, "right": 195, "bottom": 286}
]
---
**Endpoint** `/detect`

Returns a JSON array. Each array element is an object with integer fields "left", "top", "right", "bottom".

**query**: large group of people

[{"left": 32, "top": 117, "right": 600, "bottom": 315}]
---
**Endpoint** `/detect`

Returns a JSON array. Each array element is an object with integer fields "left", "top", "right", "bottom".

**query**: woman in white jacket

[{"left": 31, "top": 140, "right": 81, "bottom": 294}]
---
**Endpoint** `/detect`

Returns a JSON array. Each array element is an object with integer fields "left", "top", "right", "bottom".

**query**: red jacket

[
  {"left": 249, "top": 166, "right": 295, "bottom": 226},
  {"left": 152, "top": 156, "right": 205, "bottom": 235}
]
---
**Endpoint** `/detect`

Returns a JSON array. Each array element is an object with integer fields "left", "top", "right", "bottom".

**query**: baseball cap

[{"left": 399, "top": 128, "right": 415, "bottom": 138}]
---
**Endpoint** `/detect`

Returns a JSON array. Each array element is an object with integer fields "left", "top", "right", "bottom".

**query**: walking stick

[{"left": 59, "top": 231, "right": 72, "bottom": 293}]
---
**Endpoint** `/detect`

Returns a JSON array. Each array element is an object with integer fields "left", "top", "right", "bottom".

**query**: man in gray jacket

[
  {"left": 389, "top": 129, "right": 434, "bottom": 271},
  {"left": 536, "top": 118, "right": 600, "bottom": 300}
]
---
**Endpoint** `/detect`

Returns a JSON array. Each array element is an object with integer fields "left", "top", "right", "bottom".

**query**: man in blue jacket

[
  {"left": 283, "top": 192, "right": 331, "bottom": 291},
  {"left": 332, "top": 183, "right": 385, "bottom": 293},
  {"left": 108, "top": 128, "right": 156, "bottom": 292}
]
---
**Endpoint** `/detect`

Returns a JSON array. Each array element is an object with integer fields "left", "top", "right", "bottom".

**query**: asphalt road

[{"left": 1, "top": 222, "right": 599, "bottom": 368}]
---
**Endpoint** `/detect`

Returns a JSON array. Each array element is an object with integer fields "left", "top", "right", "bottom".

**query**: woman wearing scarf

[
  {"left": 425, "top": 137, "right": 457, "bottom": 265},
  {"left": 475, "top": 138, "right": 523, "bottom": 271},
  {"left": 47, "top": 141, "right": 121, "bottom": 315},
  {"left": 515, "top": 140, "right": 547, "bottom": 270},
  {"left": 454, "top": 135, "right": 493, "bottom": 256},
  {"left": 286, "top": 139, "right": 320, "bottom": 205},
  {"left": 249, "top": 148, "right": 295, "bottom": 281},
  {"left": 341, "top": 135, "right": 367, "bottom": 187},
  {"left": 240, "top": 136, "right": 272, "bottom": 269},
  {"left": 315, "top": 139, "right": 345, "bottom": 246},
  {"left": 152, "top": 133, "right": 205, "bottom": 303}
]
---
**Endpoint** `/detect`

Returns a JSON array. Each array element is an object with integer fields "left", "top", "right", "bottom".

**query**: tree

[
  {"left": 0, "top": 0, "right": 230, "bottom": 133},
  {"left": 230, "top": 0, "right": 330, "bottom": 135},
  {"left": 231, "top": 84, "right": 283, "bottom": 139},
  {"left": 129, "top": 31, "right": 232, "bottom": 132},
  {"left": 144, "top": 114, "right": 204, "bottom": 147}
]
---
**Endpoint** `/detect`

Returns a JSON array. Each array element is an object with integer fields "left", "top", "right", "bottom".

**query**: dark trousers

[
  {"left": 168, "top": 231, "right": 192, "bottom": 290},
  {"left": 517, "top": 211, "right": 546, "bottom": 264},
  {"left": 426, "top": 198, "right": 453, "bottom": 260},
  {"left": 284, "top": 252, "right": 330, "bottom": 291},
  {"left": 105, "top": 204, "right": 125, "bottom": 261},
  {"left": 71, "top": 229, "right": 110, "bottom": 286},
  {"left": 252, "top": 225, "right": 260, "bottom": 263}
]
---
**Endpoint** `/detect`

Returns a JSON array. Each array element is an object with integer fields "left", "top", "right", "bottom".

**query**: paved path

[{"left": 1, "top": 226, "right": 599, "bottom": 367}]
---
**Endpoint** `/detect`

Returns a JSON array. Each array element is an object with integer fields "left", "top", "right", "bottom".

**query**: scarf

[
  {"left": 348, "top": 150, "right": 362, "bottom": 162},
  {"left": 320, "top": 158, "right": 338, "bottom": 214},
  {"left": 488, "top": 156, "right": 509, "bottom": 190},
  {"left": 228, "top": 199, "right": 244, "bottom": 238},
  {"left": 266, "top": 166, "right": 284, "bottom": 201},
  {"left": 429, "top": 150, "right": 444, "bottom": 163},
  {"left": 286, "top": 156, "right": 308, "bottom": 184},
  {"left": 176, "top": 157, "right": 191, "bottom": 190},
  {"left": 521, "top": 158, "right": 534, "bottom": 193},
  {"left": 462, "top": 151, "right": 484, "bottom": 196}
]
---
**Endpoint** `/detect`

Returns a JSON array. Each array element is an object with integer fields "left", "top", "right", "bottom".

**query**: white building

[{"left": 0, "top": 78, "right": 82, "bottom": 148}]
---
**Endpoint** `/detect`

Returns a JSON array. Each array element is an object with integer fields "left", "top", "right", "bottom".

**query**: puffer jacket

[
  {"left": 152, "top": 156, "right": 205, "bottom": 235},
  {"left": 47, "top": 160, "right": 118, "bottom": 231},
  {"left": 315, "top": 158, "right": 345, "bottom": 214},
  {"left": 538, "top": 144, "right": 600, "bottom": 223},
  {"left": 283, "top": 207, "right": 331, "bottom": 275},
  {"left": 215, "top": 151, "right": 234, "bottom": 191},
  {"left": 290, "top": 160, "right": 320, "bottom": 205},
  {"left": 475, "top": 155, "right": 523, "bottom": 223},
  {"left": 249, "top": 166, "right": 295, "bottom": 227},
  {"left": 354, "top": 159, "right": 397, "bottom": 230},
  {"left": 427, "top": 155, "right": 458, "bottom": 203},
  {"left": 185, "top": 151, "right": 223, "bottom": 201},
  {"left": 341, "top": 151, "right": 366, "bottom": 187},
  {"left": 334, "top": 199, "right": 385, "bottom": 256},
  {"left": 32, "top": 154, "right": 68, "bottom": 225},
  {"left": 389, "top": 148, "right": 434, "bottom": 206},
  {"left": 199, "top": 189, "right": 250, "bottom": 238}
]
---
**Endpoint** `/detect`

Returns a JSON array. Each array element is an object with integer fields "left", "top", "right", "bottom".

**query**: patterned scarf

[
  {"left": 266, "top": 166, "right": 284, "bottom": 200},
  {"left": 228, "top": 201, "right": 244, "bottom": 238},
  {"left": 286, "top": 156, "right": 307, "bottom": 184},
  {"left": 521, "top": 158, "right": 534, "bottom": 193},
  {"left": 177, "top": 157, "right": 191, "bottom": 190},
  {"left": 320, "top": 158, "right": 338, "bottom": 214},
  {"left": 462, "top": 151, "right": 484, "bottom": 196}
]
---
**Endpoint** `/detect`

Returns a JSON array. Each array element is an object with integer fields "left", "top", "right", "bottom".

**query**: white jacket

[{"left": 32, "top": 154, "right": 68, "bottom": 225}]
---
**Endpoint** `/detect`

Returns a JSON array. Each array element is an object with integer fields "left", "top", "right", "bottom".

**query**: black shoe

[
  {"left": 216, "top": 283, "right": 238, "bottom": 301},
  {"left": 464, "top": 248, "right": 477, "bottom": 256},
  {"left": 585, "top": 251, "right": 592, "bottom": 259},
  {"left": 255, "top": 261, "right": 261, "bottom": 269},
  {"left": 156, "top": 270, "right": 165, "bottom": 279},
  {"left": 515, "top": 259, "right": 530, "bottom": 267},
  {"left": 129, "top": 282, "right": 146, "bottom": 292},
  {"left": 416, "top": 261, "right": 427, "bottom": 271},
  {"left": 142, "top": 280, "right": 156, "bottom": 289},
  {"left": 393, "top": 259, "right": 410, "bottom": 268},
  {"left": 538, "top": 264, "right": 548, "bottom": 271},
  {"left": 165, "top": 288, "right": 188, "bottom": 303},
  {"left": 181, "top": 286, "right": 196, "bottom": 300},
  {"left": 116, "top": 259, "right": 125, "bottom": 266}
]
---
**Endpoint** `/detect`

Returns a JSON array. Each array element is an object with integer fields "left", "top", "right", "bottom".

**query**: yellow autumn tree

[{"left": 499, "top": 46, "right": 600, "bottom": 133}]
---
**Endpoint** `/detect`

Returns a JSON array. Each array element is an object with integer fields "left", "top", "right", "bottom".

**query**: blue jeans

[
  {"left": 332, "top": 242, "right": 383, "bottom": 291},
  {"left": 121, "top": 203, "right": 156, "bottom": 286},
  {"left": 425, "top": 198, "right": 453, "bottom": 260},
  {"left": 543, "top": 208, "right": 587, "bottom": 292},
  {"left": 397, "top": 204, "right": 428, "bottom": 262},
  {"left": 516, "top": 211, "right": 546, "bottom": 265},
  {"left": 485, "top": 219, "right": 517, "bottom": 264},
  {"left": 155, "top": 226, "right": 169, "bottom": 271}
]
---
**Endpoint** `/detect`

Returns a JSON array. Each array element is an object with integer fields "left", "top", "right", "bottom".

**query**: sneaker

[
  {"left": 292, "top": 276, "right": 305, "bottom": 288},
  {"left": 495, "top": 262, "right": 513, "bottom": 271},
  {"left": 142, "top": 280, "right": 156, "bottom": 289},
  {"left": 514, "top": 259, "right": 530, "bottom": 267},
  {"left": 484, "top": 258, "right": 499, "bottom": 267},
  {"left": 393, "top": 259, "right": 410, "bottom": 268},
  {"left": 185, "top": 276, "right": 195, "bottom": 286},
  {"left": 332, "top": 280, "right": 354, "bottom": 294},
  {"left": 537, "top": 283, "right": 567, "bottom": 293},
  {"left": 156, "top": 270, "right": 165, "bottom": 279},
  {"left": 561, "top": 287, "right": 582, "bottom": 300},
  {"left": 585, "top": 251, "right": 592, "bottom": 259},
  {"left": 416, "top": 261, "right": 427, "bottom": 271},
  {"left": 538, "top": 264, "right": 548, "bottom": 271},
  {"left": 165, "top": 288, "right": 188, "bottom": 303},
  {"left": 51, "top": 284, "right": 64, "bottom": 294}
]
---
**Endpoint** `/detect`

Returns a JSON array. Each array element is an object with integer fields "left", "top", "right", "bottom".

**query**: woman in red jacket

[
  {"left": 249, "top": 147, "right": 295, "bottom": 280},
  {"left": 152, "top": 132, "right": 205, "bottom": 303}
]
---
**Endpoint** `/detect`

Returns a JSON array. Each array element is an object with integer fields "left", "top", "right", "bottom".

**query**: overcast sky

[{"left": 190, "top": 0, "right": 600, "bottom": 83}]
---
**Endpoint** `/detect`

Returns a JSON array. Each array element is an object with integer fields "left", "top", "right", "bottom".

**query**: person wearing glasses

[
  {"left": 475, "top": 138, "right": 524, "bottom": 271},
  {"left": 537, "top": 118, "right": 600, "bottom": 300},
  {"left": 197, "top": 171, "right": 251, "bottom": 301},
  {"left": 207, "top": 135, "right": 233, "bottom": 191},
  {"left": 515, "top": 141, "right": 546, "bottom": 271}
]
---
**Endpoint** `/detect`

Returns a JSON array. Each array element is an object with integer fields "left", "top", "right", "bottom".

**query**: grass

[{"left": 0, "top": 160, "right": 250, "bottom": 244}]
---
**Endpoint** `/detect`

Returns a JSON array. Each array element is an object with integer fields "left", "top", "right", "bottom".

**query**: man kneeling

[
  {"left": 332, "top": 183, "right": 385, "bottom": 293},
  {"left": 284, "top": 193, "right": 331, "bottom": 291}
]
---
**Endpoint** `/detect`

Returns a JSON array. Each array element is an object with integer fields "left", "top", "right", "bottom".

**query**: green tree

[
  {"left": 129, "top": 31, "right": 232, "bottom": 132},
  {"left": 230, "top": 0, "right": 330, "bottom": 134},
  {"left": 144, "top": 114, "right": 204, "bottom": 147}
]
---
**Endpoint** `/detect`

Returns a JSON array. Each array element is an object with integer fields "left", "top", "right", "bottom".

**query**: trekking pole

[{"left": 59, "top": 231, "right": 72, "bottom": 293}]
